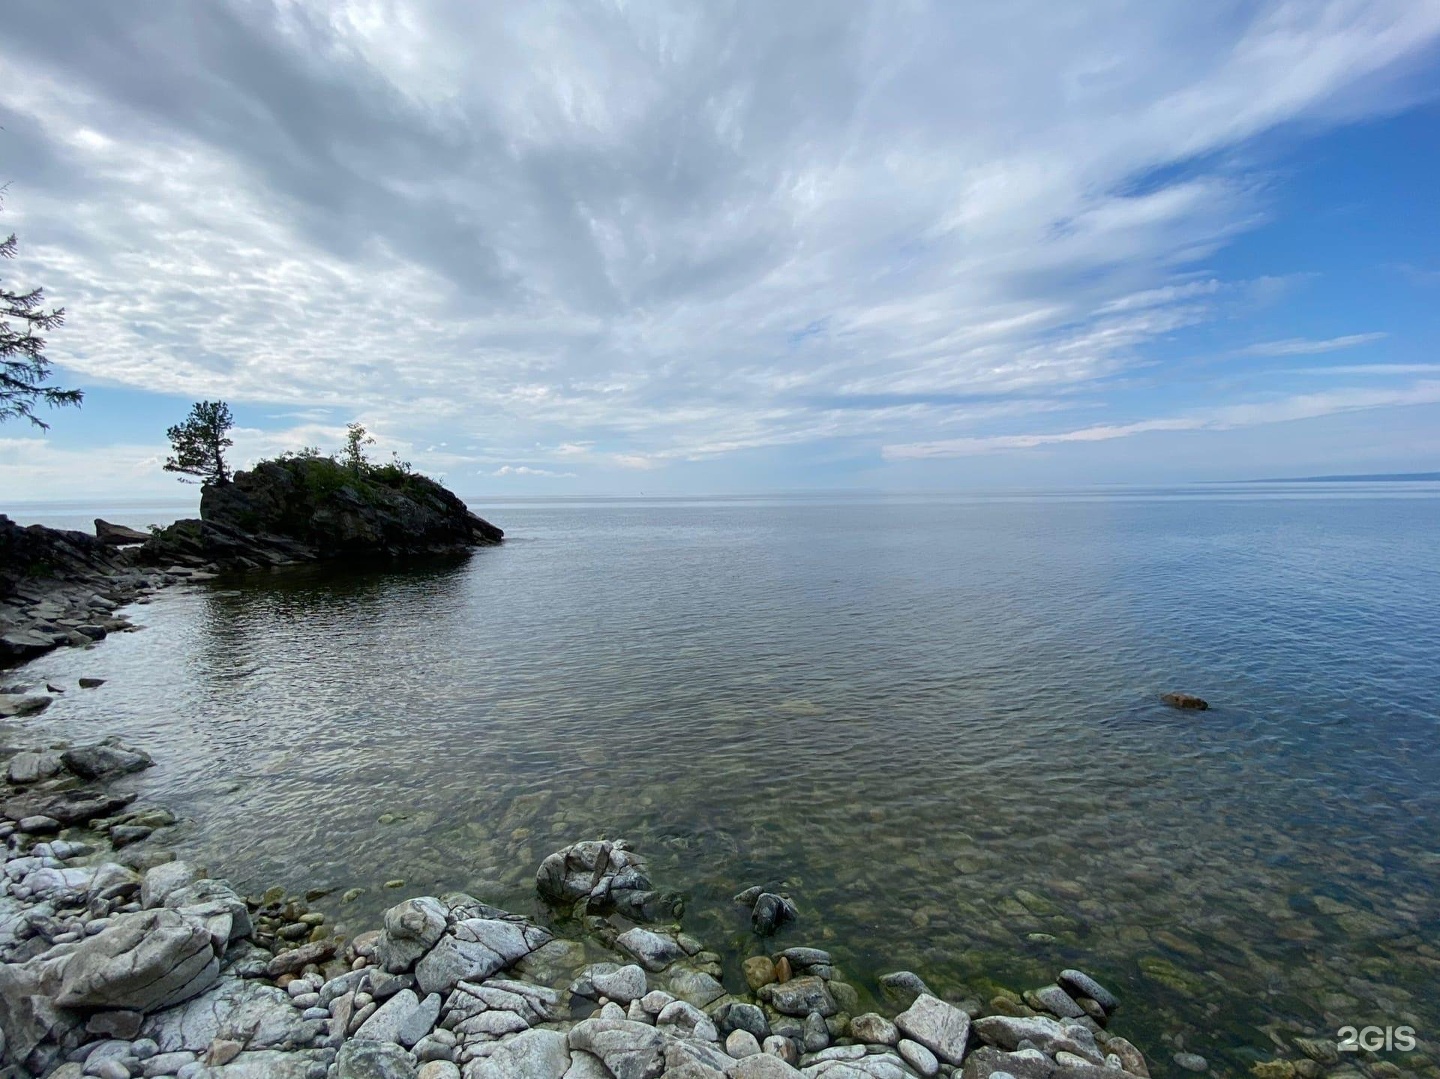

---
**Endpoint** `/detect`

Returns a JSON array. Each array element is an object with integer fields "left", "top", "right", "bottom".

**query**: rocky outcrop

[
  {"left": 536, "top": 838, "right": 683, "bottom": 923},
  {"left": 94, "top": 520, "right": 151, "bottom": 546},
  {"left": 141, "top": 458, "right": 502, "bottom": 571},
  {"left": 0, "top": 515, "right": 148, "bottom": 666}
]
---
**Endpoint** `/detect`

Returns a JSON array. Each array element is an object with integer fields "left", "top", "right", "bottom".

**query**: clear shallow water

[{"left": 7, "top": 487, "right": 1440, "bottom": 1076}]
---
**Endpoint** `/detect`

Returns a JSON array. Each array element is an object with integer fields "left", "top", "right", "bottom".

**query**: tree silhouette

[
  {"left": 165, "top": 400, "right": 235, "bottom": 485},
  {"left": 1, "top": 192, "right": 81, "bottom": 428}
]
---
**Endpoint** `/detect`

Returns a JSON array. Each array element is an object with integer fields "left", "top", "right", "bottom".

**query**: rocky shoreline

[
  {"left": 0, "top": 745, "right": 1162, "bottom": 1079},
  {"left": 2, "top": 513, "right": 1172, "bottom": 1079}
]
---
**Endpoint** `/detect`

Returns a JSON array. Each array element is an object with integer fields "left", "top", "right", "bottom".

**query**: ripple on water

[{"left": 10, "top": 489, "right": 1440, "bottom": 1075}]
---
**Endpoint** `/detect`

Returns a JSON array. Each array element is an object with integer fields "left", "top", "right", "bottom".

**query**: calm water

[{"left": 7, "top": 488, "right": 1440, "bottom": 1076}]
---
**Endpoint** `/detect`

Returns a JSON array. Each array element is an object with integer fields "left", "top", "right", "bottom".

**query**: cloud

[
  {"left": 884, "top": 381, "right": 1440, "bottom": 458},
  {"left": 490, "top": 465, "right": 576, "bottom": 478},
  {"left": 1242, "top": 332, "right": 1388, "bottom": 356},
  {"left": 0, "top": 1, "right": 1438, "bottom": 485}
]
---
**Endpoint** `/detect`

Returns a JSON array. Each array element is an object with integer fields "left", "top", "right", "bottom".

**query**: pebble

[{"left": 1175, "top": 1052, "right": 1209, "bottom": 1072}]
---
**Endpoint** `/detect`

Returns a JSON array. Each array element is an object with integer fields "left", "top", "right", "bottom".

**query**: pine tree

[
  {"left": 1, "top": 193, "right": 81, "bottom": 428},
  {"left": 164, "top": 400, "right": 235, "bottom": 485}
]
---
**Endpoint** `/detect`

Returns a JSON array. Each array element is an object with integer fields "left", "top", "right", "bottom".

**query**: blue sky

[{"left": 2, "top": 1, "right": 1439, "bottom": 499}]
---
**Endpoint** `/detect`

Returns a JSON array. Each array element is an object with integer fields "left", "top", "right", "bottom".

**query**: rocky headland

[{"left": 0, "top": 458, "right": 502, "bottom": 671}]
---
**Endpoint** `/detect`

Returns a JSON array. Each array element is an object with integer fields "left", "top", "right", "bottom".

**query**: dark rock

[
  {"left": 2, "top": 787, "right": 137, "bottom": 826},
  {"left": 757, "top": 975, "right": 836, "bottom": 1017},
  {"left": 79, "top": 677, "right": 107, "bottom": 688},
  {"left": 95, "top": 519, "right": 151, "bottom": 546},
  {"left": 750, "top": 893, "right": 798, "bottom": 936},
  {"left": 1, "top": 514, "right": 127, "bottom": 604},
  {"left": 714, "top": 1001, "right": 771, "bottom": 1042},
  {"left": 141, "top": 458, "right": 503, "bottom": 571},
  {"left": 266, "top": 939, "right": 338, "bottom": 978},
  {"left": 878, "top": 970, "right": 934, "bottom": 1009},
  {"left": 61, "top": 741, "right": 155, "bottom": 780},
  {"left": 1057, "top": 969, "right": 1118, "bottom": 1013},
  {"left": 1160, "top": 692, "right": 1209, "bottom": 711}
]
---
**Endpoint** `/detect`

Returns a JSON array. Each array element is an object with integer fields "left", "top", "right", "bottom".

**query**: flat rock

[
  {"left": 960, "top": 1047, "right": 1056, "bottom": 1079},
  {"left": 758, "top": 975, "right": 836, "bottom": 1017},
  {"left": 334, "top": 1039, "right": 420, "bottom": 1079},
  {"left": 615, "top": 927, "right": 686, "bottom": 971},
  {"left": 414, "top": 919, "right": 547, "bottom": 994},
  {"left": 57, "top": 908, "right": 220, "bottom": 1012},
  {"left": 567, "top": 1016, "right": 668, "bottom": 1079},
  {"left": 142, "top": 976, "right": 317, "bottom": 1053},
  {"left": 354, "top": 987, "right": 421, "bottom": 1042},
  {"left": 971, "top": 1015, "right": 1104, "bottom": 1064},
  {"left": 60, "top": 742, "right": 155, "bottom": 780},
  {"left": 895, "top": 994, "right": 971, "bottom": 1065},
  {"left": 469, "top": 1027, "right": 570, "bottom": 1079}
]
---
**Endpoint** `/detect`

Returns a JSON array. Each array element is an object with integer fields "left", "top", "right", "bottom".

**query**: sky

[{"left": 2, "top": 0, "right": 1439, "bottom": 500}]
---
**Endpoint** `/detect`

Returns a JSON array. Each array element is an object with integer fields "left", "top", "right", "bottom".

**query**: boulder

[
  {"left": 60, "top": 741, "right": 155, "bottom": 780},
  {"left": 468, "top": 1027, "right": 570, "bottom": 1079},
  {"left": 0, "top": 694, "right": 52, "bottom": 717},
  {"left": 141, "top": 458, "right": 503, "bottom": 571},
  {"left": 333, "top": 1039, "right": 420, "bottom": 1079},
  {"left": 141, "top": 976, "right": 319, "bottom": 1052},
  {"left": 615, "top": 927, "right": 687, "bottom": 972},
  {"left": 56, "top": 908, "right": 221, "bottom": 1012},
  {"left": 1160, "top": 692, "right": 1208, "bottom": 711},
  {"left": 895, "top": 994, "right": 971, "bottom": 1065},
  {"left": 567, "top": 1016, "right": 668, "bottom": 1079},
  {"left": 413, "top": 919, "right": 548, "bottom": 994},
  {"left": 536, "top": 839, "right": 680, "bottom": 922},
  {"left": 95, "top": 519, "right": 151, "bottom": 546},
  {"left": 5, "top": 750, "right": 66, "bottom": 784},
  {"left": 757, "top": 976, "right": 836, "bottom": 1018},
  {"left": 750, "top": 893, "right": 798, "bottom": 936},
  {"left": 971, "top": 1015, "right": 1105, "bottom": 1064},
  {"left": 1057, "top": 969, "right": 1118, "bottom": 1013}
]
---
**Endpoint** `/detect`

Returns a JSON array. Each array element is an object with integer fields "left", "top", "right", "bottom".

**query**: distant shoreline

[{"left": 1230, "top": 471, "right": 1440, "bottom": 483}]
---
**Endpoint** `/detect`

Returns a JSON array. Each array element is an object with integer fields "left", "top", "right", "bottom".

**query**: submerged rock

[{"left": 1160, "top": 692, "right": 1209, "bottom": 710}]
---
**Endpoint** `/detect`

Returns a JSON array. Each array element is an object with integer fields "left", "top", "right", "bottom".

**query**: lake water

[{"left": 7, "top": 487, "right": 1440, "bottom": 1076}]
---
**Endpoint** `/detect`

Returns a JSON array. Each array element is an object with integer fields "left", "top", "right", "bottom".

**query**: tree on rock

[
  {"left": 1, "top": 194, "right": 82, "bottom": 428},
  {"left": 165, "top": 400, "right": 234, "bottom": 485},
  {"left": 343, "top": 421, "right": 374, "bottom": 472}
]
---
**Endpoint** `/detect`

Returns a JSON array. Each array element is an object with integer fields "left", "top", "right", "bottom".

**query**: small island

[{"left": 1, "top": 403, "right": 502, "bottom": 669}]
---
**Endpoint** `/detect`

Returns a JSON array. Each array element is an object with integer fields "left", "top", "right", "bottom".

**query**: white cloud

[
  {"left": 1242, "top": 332, "right": 1388, "bottom": 356},
  {"left": 0, "top": 1, "right": 1437, "bottom": 487},
  {"left": 490, "top": 465, "right": 576, "bottom": 478},
  {"left": 884, "top": 381, "right": 1440, "bottom": 458}
]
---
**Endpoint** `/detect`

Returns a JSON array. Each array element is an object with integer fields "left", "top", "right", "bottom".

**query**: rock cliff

[{"left": 142, "top": 457, "right": 502, "bottom": 570}]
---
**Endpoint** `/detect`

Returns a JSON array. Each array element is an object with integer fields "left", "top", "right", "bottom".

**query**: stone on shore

[
  {"left": 56, "top": 908, "right": 221, "bottom": 1012},
  {"left": 60, "top": 741, "right": 155, "bottom": 781},
  {"left": 470, "top": 1026, "right": 570, "bottom": 1078},
  {"left": 895, "top": 993, "right": 972, "bottom": 1065},
  {"left": 1057, "top": 969, "right": 1118, "bottom": 1013},
  {"left": 95, "top": 519, "right": 151, "bottom": 546},
  {"left": 334, "top": 1038, "right": 420, "bottom": 1078}
]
